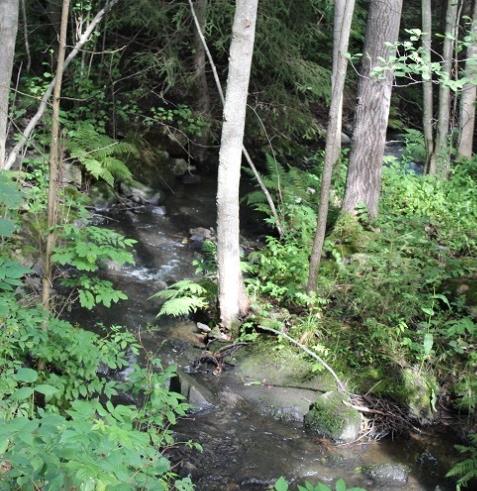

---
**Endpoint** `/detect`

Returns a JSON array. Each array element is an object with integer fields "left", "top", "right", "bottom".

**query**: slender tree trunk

[
  {"left": 42, "top": 0, "right": 70, "bottom": 310},
  {"left": 307, "top": 0, "right": 355, "bottom": 293},
  {"left": 20, "top": 0, "right": 31, "bottom": 72},
  {"left": 0, "top": 0, "right": 19, "bottom": 169},
  {"left": 342, "top": 0, "right": 403, "bottom": 218},
  {"left": 458, "top": 0, "right": 477, "bottom": 158},
  {"left": 192, "top": 0, "right": 211, "bottom": 165},
  {"left": 430, "top": 0, "right": 459, "bottom": 176},
  {"left": 216, "top": 0, "right": 258, "bottom": 329},
  {"left": 422, "top": 0, "right": 435, "bottom": 172},
  {"left": 330, "top": 0, "right": 346, "bottom": 165}
]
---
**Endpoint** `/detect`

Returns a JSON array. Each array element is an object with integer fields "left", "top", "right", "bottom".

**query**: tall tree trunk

[
  {"left": 307, "top": 0, "right": 355, "bottom": 293},
  {"left": 42, "top": 0, "right": 70, "bottom": 310},
  {"left": 422, "top": 0, "right": 435, "bottom": 172},
  {"left": 342, "top": 0, "right": 403, "bottom": 218},
  {"left": 458, "top": 0, "right": 477, "bottom": 158},
  {"left": 0, "top": 0, "right": 19, "bottom": 169},
  {"left": 430, "top": 0, "right": 459, "bottom": 176},
  {"left": 216, "top": 0, "right": 257, "bottom": 330},
  {"left": 192, "top": 0, "right": 211, "bottom": 165},
  {"left": 330, "top": 0, "right": 346, "bottom": 165}
]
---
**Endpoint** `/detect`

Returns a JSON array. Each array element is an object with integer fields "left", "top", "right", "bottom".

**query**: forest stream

[{"left": 70, "top": 175, "right": 459, "bottom": 491}]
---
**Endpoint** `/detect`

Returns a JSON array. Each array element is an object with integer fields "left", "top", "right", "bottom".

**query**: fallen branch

[
  {"left": 258, "top": 324, "right": 348, "bottom": 393},
  {"left": 4, "top": 0, "right": 121, "bottom": 170},
  {"left": 188, "top": 0, "right": 283, "bottom": 238}
]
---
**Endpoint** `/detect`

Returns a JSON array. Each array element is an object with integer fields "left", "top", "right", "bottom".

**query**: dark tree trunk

[
  {"left": 342, "top": 0, "right": 403, "bottom": 218},
  {"left": 192, "top": 0, "right": 211, "bottom": 165}
]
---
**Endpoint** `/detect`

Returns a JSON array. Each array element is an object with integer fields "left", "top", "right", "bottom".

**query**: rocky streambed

[{"left": 73, "top": 175, "right": 459, "bottom": 490}]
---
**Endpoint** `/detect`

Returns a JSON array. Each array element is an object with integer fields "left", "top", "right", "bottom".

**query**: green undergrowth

[
  {"left": 244, "top": 146, "right": 477, "bottom": 420},
  {"left": 0, "top": 168, "right": 197, "bottom": 489}
]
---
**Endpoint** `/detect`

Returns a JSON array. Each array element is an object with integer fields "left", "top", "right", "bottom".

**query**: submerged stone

[
  {"left": 364, "top": 463, "right": 410, "bottom": 487},
  {"left": 304, "top": 391, "right": 361, "bottom": 443}
]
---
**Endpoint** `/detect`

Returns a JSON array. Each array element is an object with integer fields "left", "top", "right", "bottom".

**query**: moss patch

[{"left": 304, "top": 391, "right": 361, "bottom": 442}]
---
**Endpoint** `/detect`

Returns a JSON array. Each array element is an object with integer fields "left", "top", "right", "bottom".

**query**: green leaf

[
  {"left": 335, "top": 480, "right": 346, "bottom": 491},
  {"left": 14, "top": 367, "right": 38, "bottom": 383},
  {"left": 13, "top": 387, "right": 34, "bottom": 400},
  {"left": 274, "top": 477, "right": 289, "bottom": 491},
  {"left": 0, "top": 218, "right": 15, "bottom": 237},
  {"left": 423, "top": 333, "right": 433, "bottom": 357},
  {"left": 0, "top": 173, "right": 22, "bottom": 208},
  {"left": 35, "top": 384, "right": 59, "bottom": 398}
]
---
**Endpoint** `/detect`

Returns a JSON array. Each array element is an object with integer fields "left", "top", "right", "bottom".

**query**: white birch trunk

[
  {"left": 0, "top": 0, "right": 19, "bottom": 168},
  {"left": 216, "top": 0, "right": 258, "bottom": 329}
]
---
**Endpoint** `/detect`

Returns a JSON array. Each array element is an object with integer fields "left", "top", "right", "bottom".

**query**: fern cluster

[
  {"left": 65, "top": 122, "right": 137, "bottom": 186},
  {"left": 151, "top": 280, "right": 209, "bottom": 318},
  {"left": 447, "top": 434, "right": 477, "bottom": 489}
]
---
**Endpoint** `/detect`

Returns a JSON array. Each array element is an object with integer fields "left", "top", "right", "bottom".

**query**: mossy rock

[
  {"left": 231, "top": 339, "right": 335, "bottom": 391},
  {"left": 399, "top": 367, "right": 437, "bottom": 422},
  {"left": 304, "top": 391, "right": 362, "bottom": 443}
]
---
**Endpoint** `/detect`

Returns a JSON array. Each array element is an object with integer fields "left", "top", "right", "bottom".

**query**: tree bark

[
  {"left": 342, "top": 0, "right": 403, "bottom": 219},
  {"left": 458, "top": 0, "right": 477, "bottom": 158},
  {"left": 188, "top": 0, "right": 283, "bottom": 237},
  {"left": 42, "top": 0, "right": 70, "bottom": 310},
  {"left": 330, "top": 0, "right": 346, "bottom": 165},
  {"left": 307, "top": 0, "right": 355, "bottom": 293},
  {"left": 0, "top": 0, "right": 19, "bottom": 169},
  {"left": 216, "top": 0, "right": 258, "bottom": 329},
  {"left": 430, "top": 0, "right": 459, "bottom": 176},
  {"left": 422, "top": 0, "right": 435, "bottom": 172},
  {"left": 192, "top": 0, "right": 211, "bottom": 165}
]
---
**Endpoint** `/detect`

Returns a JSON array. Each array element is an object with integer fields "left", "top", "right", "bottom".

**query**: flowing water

[{"left": 74, "top": 176, "right": 458, "bottom": 491}]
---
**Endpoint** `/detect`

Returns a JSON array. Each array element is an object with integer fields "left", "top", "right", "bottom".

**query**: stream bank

[{"left": 72, "top": 175, "right": 460, "bottom": 490}]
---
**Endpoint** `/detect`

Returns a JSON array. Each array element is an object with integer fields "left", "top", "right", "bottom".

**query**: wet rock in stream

[{"left": 364, "top": 463, "right": 410, "bottom": 487}]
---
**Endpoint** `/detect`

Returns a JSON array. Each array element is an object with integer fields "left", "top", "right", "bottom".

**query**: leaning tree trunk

[
  {"left": 216, "top": 0, "right": 257, "bottom": 330},
  {"left": 0, "top": 0, "right": 19, "bottom": 169},
  {"left": 42, "top": 0, "right": 70, "bottom": 310},
  {"left": 192, "top": 0, "right": 211, "bottom": 165},
  {"left": 342, "top": 0, "right": 403, "bottom": 218},
  {"left": 307, "top": 0, "right": 355, "bottom": 293},
  {"left": 458, "top": 0, "right": 477, "bottom": 158},
  {"left": 329, "top": 0, "right": 346, "bottom": 165},
  {"left": 430, "top": 0, "right": 459, "bottom": 176},
  {"left": 422, "top": 0, "right": 435, "bottom": 172}
]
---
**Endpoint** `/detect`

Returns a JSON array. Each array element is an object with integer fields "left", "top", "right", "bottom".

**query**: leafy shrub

[{"left": 53, "top": 225, "right": 136, "bottom": 309}]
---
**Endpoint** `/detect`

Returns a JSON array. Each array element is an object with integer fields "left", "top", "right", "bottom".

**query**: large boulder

[
  {"left": 226, "top": 340, "right": 335, "bottom": 423},
  {"left": 304, "top": 391, "right": 362, "bottom": 443}
]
